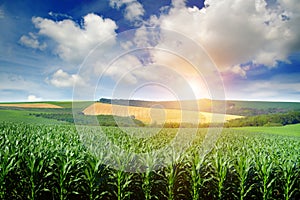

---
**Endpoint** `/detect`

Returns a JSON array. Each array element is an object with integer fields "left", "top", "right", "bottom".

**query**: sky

[{"left": 0, "top": 0, "right": 300, "bottom": 102}]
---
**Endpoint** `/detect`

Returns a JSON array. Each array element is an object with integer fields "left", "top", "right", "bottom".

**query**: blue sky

[{"left": 0, "top": 0, "right": 300, "bottom": 102}]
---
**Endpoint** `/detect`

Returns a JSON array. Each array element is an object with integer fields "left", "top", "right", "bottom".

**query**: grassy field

[
  {"left": 236, "top": 123, "right": 300, "bottom": 137},
  {"left": 0, "top": 101, "right": 94, "bottom": 125},
  {"left": 0, "top": 101, "right": 92, "bottom": 109},
  {"left": 0, "top": 109, "right": 68, "bottom": 124}
]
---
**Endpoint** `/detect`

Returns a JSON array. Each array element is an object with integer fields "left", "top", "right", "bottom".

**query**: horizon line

[{"left": 1, "top": 98, "right": 300, "bottom": 103}]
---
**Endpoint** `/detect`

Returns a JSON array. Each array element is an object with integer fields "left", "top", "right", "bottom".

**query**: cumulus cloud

[
  {"left": 27, "top": 95, "right": 42, "bottom": 101},
  {"left": 153, "top": 0, "right": 300, "bottom": 76},
  {"left": 124, "top": 2, "right": 145, "bottom": 23},
  {"left": 32, "top": 13, "right": 118, "bottom": 63},
  {"left": 19, "top": 32, "right": 47, "bottom": 50},
  {"left": 231, "top": 65, "right": 249, "bottom": 78},
  {"left": 102, "top": 54, "right": 142, "bottom": 84},
  {"left": 109, "top": 0, "right": 145, "bottom": 26},
  {"left": 47, "top": 69, "right": 86, "bottom": 88}
]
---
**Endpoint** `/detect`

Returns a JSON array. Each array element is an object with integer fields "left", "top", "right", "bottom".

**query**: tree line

[{"left": 225, "top": 111, "right": 300, "bottom": 127}]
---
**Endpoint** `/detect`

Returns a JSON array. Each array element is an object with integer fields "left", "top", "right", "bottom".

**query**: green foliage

[
  {"left": 0, "top": 122, "right": 300, "bottom": 199},
  {"left": 32, "top": 113, "right": 145, "bottom": 127},
  {"left": 226, "top": 111, "right": 300, "bottom": 127},
  {"left": 0, "top": 109, "right": 67, "bottom": 124}
]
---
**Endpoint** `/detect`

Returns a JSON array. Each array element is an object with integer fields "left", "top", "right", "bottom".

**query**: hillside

[
  {"left": 83, "top": 102, "right": 242, "bottom": 125},
  {"left": 99, "top": 98, "right": 300, "bottom": 116},
  {"left": 0, "top": 103, "right": 62, "bottom": 108}
]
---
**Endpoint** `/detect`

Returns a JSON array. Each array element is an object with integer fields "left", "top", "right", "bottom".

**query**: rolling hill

[
  {"left": 83, "top": 102, "right": 242, "bottom": 124},
  {"left": 98, "top": 98, "right": 300, "bottom": 116}
]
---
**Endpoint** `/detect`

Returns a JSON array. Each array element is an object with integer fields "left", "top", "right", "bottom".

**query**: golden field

[{"left": 83, "top": 102, "right": 242, "bottom": 124}]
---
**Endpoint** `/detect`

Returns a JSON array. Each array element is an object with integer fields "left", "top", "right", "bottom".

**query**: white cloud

[
  {"left": 171, "top": 0, "right": 187, "bottom": 9},
  {"left": 0, "top": 73, "right": 66, "bottom": 102},
  {"left": 19, "top": 32, "right": 47, "bottom": 50},
  {"left": 154, "top": 0, "right": 300, "bottom": 76},
  {"left": 48, "top": 69, "right": 86, "bottom": 88},
  {"left": 124, "top": 2, "right": 145, "bottom": 24},
  {"left": 230, "top": 65, "right": 249, "bottom": 78},
  {"left": 109, "top": 0, "right": 145, "bottom": 26},
  {"left": 226, "top": 73, "right": 300, "bottom": 101},
  {"left": 133, "top": 25, "right": 150, "bottom": 47},
  {"left": 109, "top": 0, "right": 134, "bottom": 9},
  {"left": 103, "top": 54, "right": 142, "bottom": 84},
  {"left": 27, "top": 95, "right": 42, "bottom": 101},
  {"left": 32, "top": 13, "right": 118, "bottom": 64}
]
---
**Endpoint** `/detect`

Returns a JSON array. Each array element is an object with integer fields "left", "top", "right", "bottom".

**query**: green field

[
  {"left": 0, "top": 109, "right": 68, "bottom": 124},
  {"left": 0, "top": 101, "right": 93, "bottom": 109},
  {"left": 0, "top": 122, "right": 299, "bottom": 199},
  {"left": 236, "top": 124, "right": 300, "bottom": 137},
  {"left": 0, "top": 102, "right": 300, "bottom": 199},
  {"left": 0, "top": 100, "right": 93, "bottom": 124}
]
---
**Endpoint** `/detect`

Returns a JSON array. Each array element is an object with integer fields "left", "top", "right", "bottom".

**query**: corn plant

[
  {"left": 282, "top": 159, "right": 298, "bottom": 200},
  {"left": 53, "top": 149, "right": 84, "bottom": 200},
  {"left": 211, "top": 148, "right": 231, "bottom": 199},
  {"left": 107, "top": 151, "right": 135, "bottom": 200},
  {"left": 83, "top": 154, "right": 109, "bottom": 200},
  {"left": 185, "top": 149, "right": 211, "bottom": 200},
  {"left": 161, "top": 147, "right": 186, "bottom": 200},
  {"left": 234, "top": 148, "right": 254, "bottom": 200},
  {"left": 25, "top": 152, "right": 52, "bottom": 200},
  {"left": 0, "top": 146, "right": 18, "bottom": 199},
  {"left": 138, "top": 149, "right": 164, "bottom": 200},
  {"left": 254, "top": 151, "right": 276, "bottom": 200}
]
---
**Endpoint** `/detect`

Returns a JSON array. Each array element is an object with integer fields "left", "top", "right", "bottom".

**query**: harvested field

[
  {"left": 83, "top": 102, "right": 242, "bottom": 124},
  {"left": 0, "top": 103, "right": 63, "bottom": 108}
]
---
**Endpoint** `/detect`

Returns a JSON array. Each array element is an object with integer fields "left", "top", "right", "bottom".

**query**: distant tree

[{"left": 225, "top": 111, "right": 300, "bottom": 127}]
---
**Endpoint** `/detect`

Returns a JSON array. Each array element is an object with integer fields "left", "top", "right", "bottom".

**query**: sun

[{"left": 187, "top": 76, "right": 210, "bottom": 100}]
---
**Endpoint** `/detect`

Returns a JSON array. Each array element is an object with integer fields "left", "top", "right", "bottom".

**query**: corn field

[{"left": 0, "top": 122, "right": 299, "bottom": 199}]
